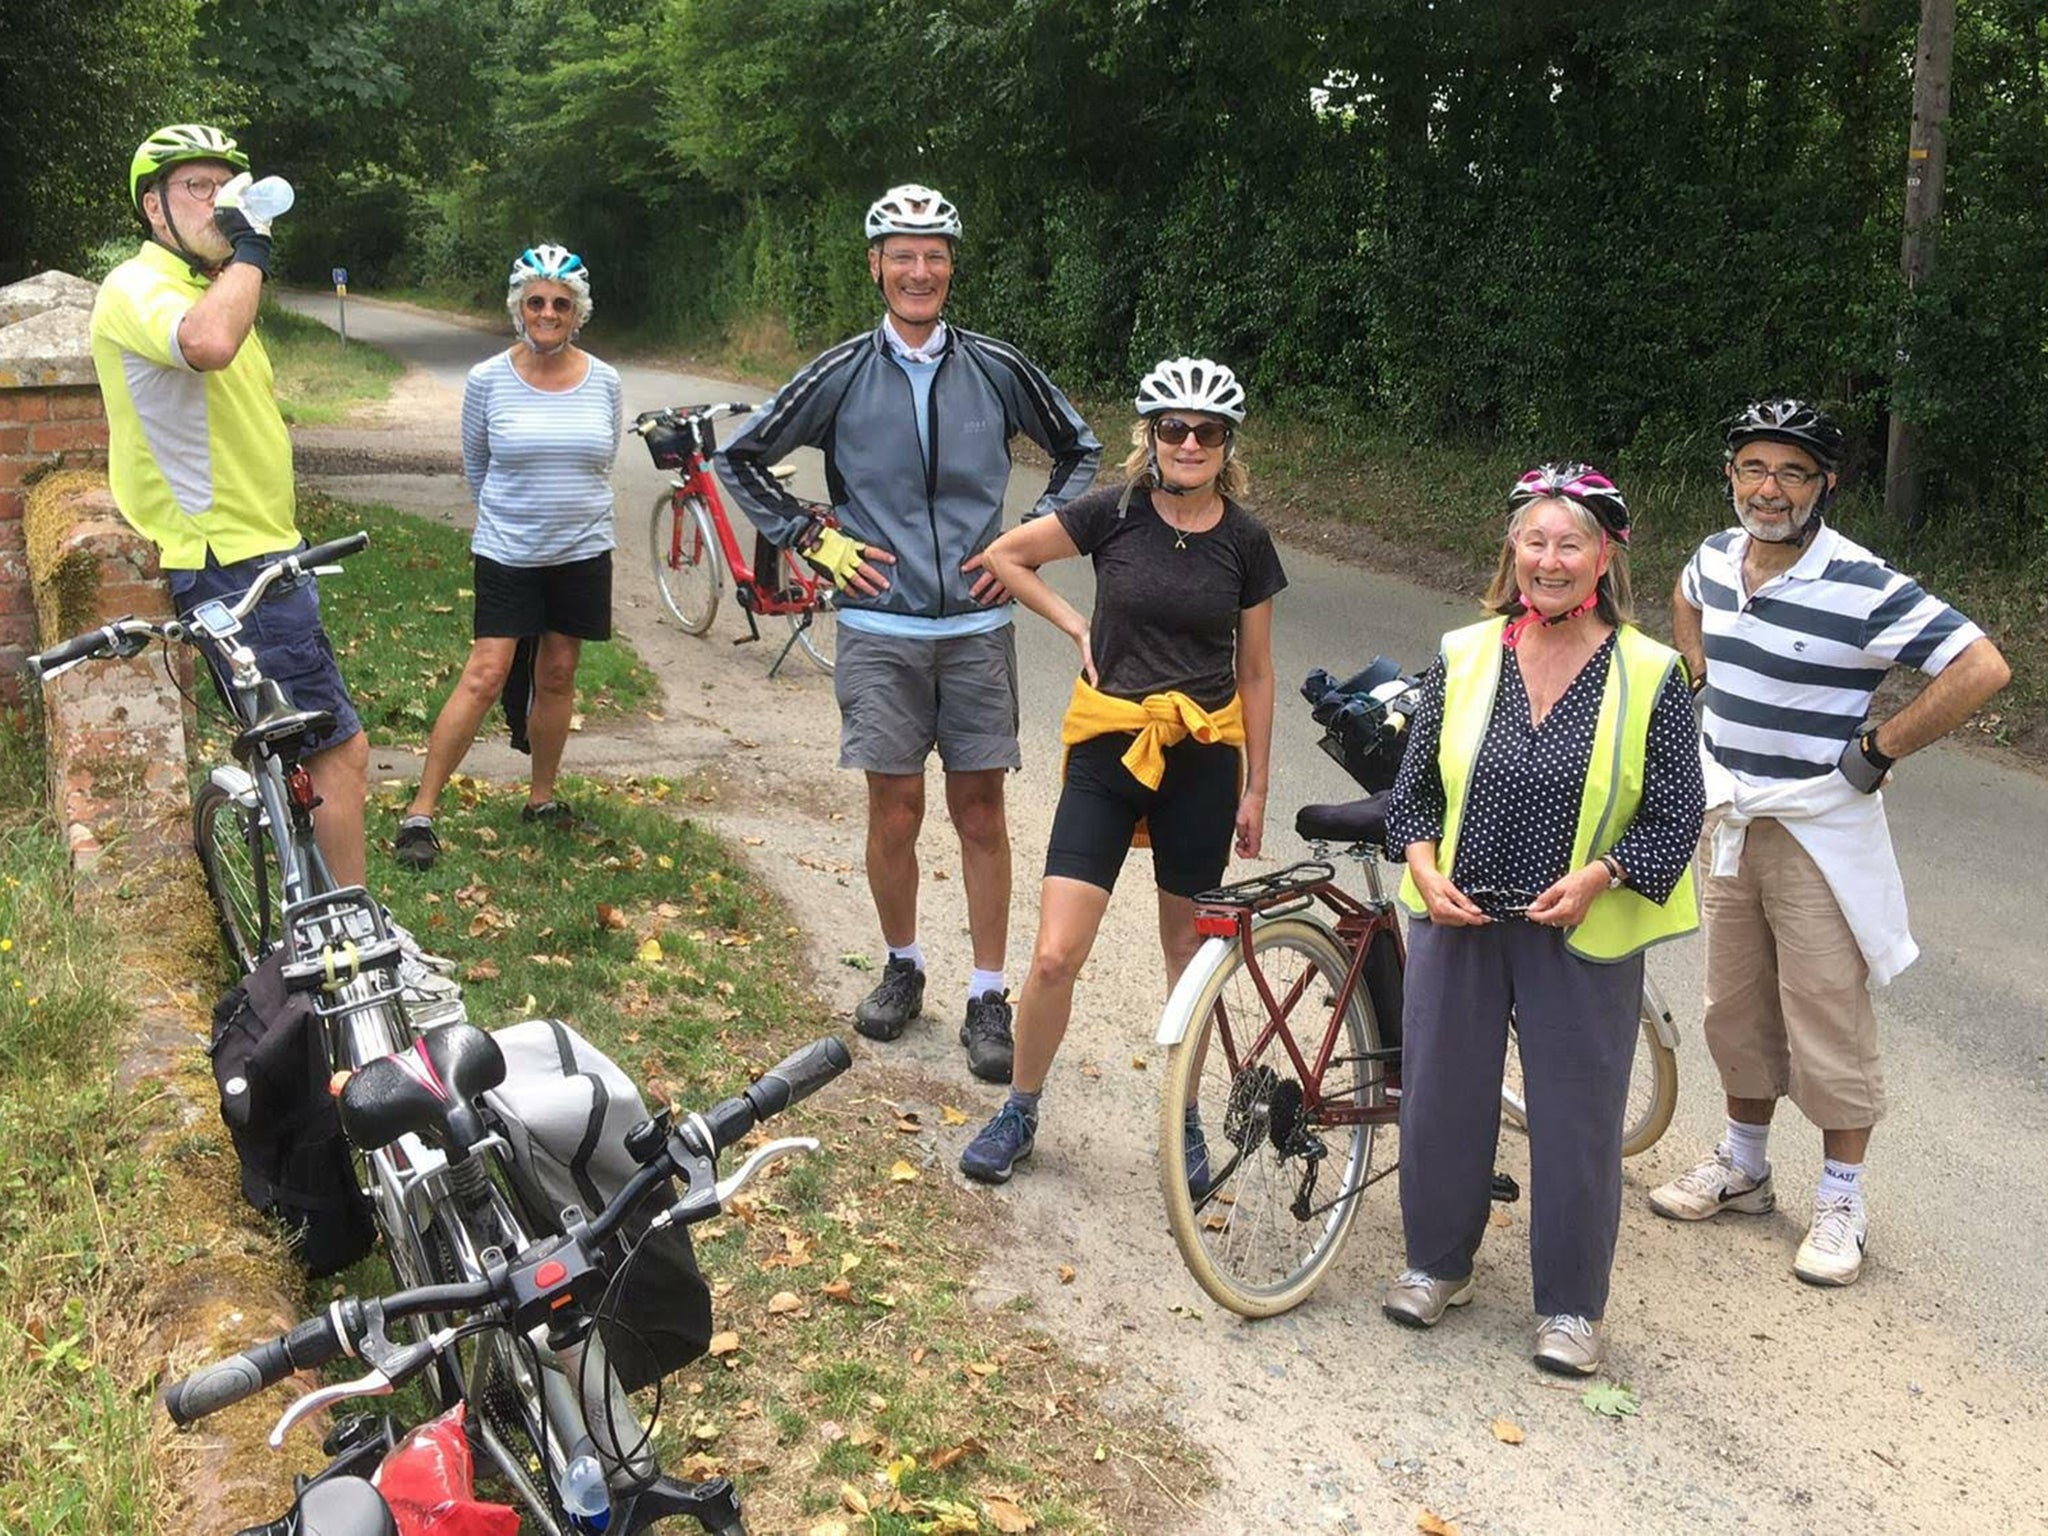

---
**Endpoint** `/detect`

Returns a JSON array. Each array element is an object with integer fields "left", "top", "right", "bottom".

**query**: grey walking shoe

[
  {"left": 393, "top": 815, "right": 439, "bottom": 872},
  {"left": 1381, "top": 1268, "right": 1476, "bottom": 1329},
  {"left": 1533, "top": 1313, "right": 1605, "bottom": 1376},
  {"left": 854, "top": 957, "right": 925, "bottom": 1041},
  {"left": 960, "top": 989, "right": 1014, "bottom": 1082}
]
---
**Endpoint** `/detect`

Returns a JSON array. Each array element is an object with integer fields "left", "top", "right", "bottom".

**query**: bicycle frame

[
  {"left": 655, "top": 407, "right": 831, "bottom": 619},
  {"left": 1180, "top": 857, "right": 1406, "bottom": 1131}
]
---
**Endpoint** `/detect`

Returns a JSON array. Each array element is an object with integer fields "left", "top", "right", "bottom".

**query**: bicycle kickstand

[{"left": 767, "top": 623, "right": 803, "bottom": 679}]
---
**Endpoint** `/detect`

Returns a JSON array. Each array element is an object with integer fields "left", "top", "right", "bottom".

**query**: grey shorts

[{"left": 834, "top": 625, "right": 1022, "bottom": 775}]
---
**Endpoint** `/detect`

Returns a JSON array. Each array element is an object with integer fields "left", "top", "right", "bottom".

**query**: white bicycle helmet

[
  {"left": 865, "top": 184, "right": 963, "bottom": 242},
  {"left": 1134, "top": 357, "right": 1247, "bottom": 423}
]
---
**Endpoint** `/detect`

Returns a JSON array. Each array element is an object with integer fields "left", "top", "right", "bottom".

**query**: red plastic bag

[{"left": 373, "top": 1405, "right": 520, "bottom": 1536}]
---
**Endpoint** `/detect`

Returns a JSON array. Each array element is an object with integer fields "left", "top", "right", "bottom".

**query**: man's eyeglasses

[
  {"left": 1731, "top": 462, "right": 1822, "bottom": 489},
  {"left": 1154, "top": 417, "right": 1231, "bottom": 449},
  {"left": 522, "top": 295, "right": 577, "bottom": 315},
  {"left": 166, "top": 175, "right": 233, "bottom": 203}
]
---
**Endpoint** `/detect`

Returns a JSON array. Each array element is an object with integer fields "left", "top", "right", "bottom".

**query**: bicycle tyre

[
  {"left": 648, "top": 490, "right": 722, "bottom": 635},
  {"left": 193, "top": 779, "right": 280, "bottom": 973},
  {"left": 779, "top": 547, "right": 835, "bottom": 674},
  {"left": 1500, "top": 988, "right": 1678, "bottom": 1158},
  {"left": 1159, "top": 916, "right": 1387, "bottom": 1318}
]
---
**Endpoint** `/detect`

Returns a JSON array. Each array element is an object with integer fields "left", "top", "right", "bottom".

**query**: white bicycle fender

[
  {"left": 1155, "top": 936, "right": 1232, "bottom": 1046},
  {"left": 208, "top": 763, "right": 258, "bottom": 803}
]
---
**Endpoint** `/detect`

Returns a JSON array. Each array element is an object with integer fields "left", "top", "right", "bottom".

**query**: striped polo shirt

[
  {"left": 461, "top": 349, "right": 623, "bottom": 567},
  {"left": 1681, "top": 522, "right": 1985, "bottom": 784}
]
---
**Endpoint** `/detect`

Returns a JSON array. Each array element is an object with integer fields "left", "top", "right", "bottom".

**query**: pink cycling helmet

[{"left": 1508, "top": 461, "right": 1630, "bottom": 545}]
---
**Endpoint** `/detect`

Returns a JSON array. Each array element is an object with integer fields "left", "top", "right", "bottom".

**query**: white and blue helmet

[{"left": 506, "top": 243, "right": 593, "bottom": 332}]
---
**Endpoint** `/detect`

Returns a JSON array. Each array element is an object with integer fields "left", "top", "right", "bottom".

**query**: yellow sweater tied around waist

[{"left": 1059, "top": 677, "right": 1246, "bottom": 845}]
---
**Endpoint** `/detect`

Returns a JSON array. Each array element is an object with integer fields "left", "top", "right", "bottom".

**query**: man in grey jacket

[{"left": 717, "top": 183, "right": 1099, "bottom": 1081}]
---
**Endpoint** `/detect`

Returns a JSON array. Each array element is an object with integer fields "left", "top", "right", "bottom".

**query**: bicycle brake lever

[
  {"left": 265, "top": 1329, "right": 455, "bottom": 1448},
  {"left": 713, "top": 1136, "right": 818, "bottom": 1206}
]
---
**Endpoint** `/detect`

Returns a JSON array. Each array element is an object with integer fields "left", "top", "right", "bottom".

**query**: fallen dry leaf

[
  {"left": 1488, "top": 1207, "right": 1512, "bottom": 1228},
  {"left": 807, "top": 1522, "right": 850, "bottom": 1536},
  {"left": 940, "top": 1105, "right": 969, "bottom": 1126},
  {"left": 925, "top": 1437, "right": 985, "bottom": 1472},
  {"left": 1057, "top": 1264, "right": 1076, "bottom": 1284},
  {"left": 1491, "top": 1417, "right": 1525, "bottom": 1445},
  {"left": 1130, "top": 1055, "right": 1147, "bottom": 1070},
  {"left": 595, "top": 903, "right": 628, "bottom": 931},
  {"left": 895, "top": 1115, "right": 922, "bottom": 1133},
  {"left": 636, "top": 937, "right": 664, "bottom": 965},
  {"left": 707, "top": 1331, "right": 741, "bottom": 1358},
  {"left": 767, "top": 1291, "right": 803, "bottom": 1315},
  {"left": 984, "top": 1497, "right": 1035, "bottom": 1533},
  {"left": 821, "top": 1278, "right": 855, "bottom": 1302},
  {"left": 463, "top": 960, "right": 500, "bottom": 982},
  {"left": 1417, "top": 1512, "right": 1460, "bottom": 1536},
  {"left": 839, "top": 1483, "right": 870, "bottom": 1516},
  {"left": 889, "top": 1160, "right": 919, "bottom": 1183}
]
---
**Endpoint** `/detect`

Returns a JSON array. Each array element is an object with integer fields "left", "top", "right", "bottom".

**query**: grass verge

[
  {"left": 0, "top": 714, "right": 172, "bottom": 1533},
  {"left": 290, "top": 492, "right": 660, "bottom": 747},
  {"left": 368, "top": 773, "right": 1199, "bottom": 1533},
  {"left": 259, "top": 300, "right": 404, "bottom": 426}
]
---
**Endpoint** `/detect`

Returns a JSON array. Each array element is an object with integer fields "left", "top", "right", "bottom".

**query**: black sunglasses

[
  {"left": 1154, "top": 417, "right": 1231, "bottom": 449},
  {"left": 523, "top": 295, "right": 576, "bottom": 314}
]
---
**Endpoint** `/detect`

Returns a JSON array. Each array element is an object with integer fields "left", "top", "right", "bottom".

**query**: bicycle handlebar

[{"left": 163, "top": 1035, "right": 853, "bottom": 1429}]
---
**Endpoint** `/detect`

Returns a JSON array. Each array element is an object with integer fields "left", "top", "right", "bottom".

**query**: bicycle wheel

[
  {"left": 193, "top": 780, "right": 280, "bottom": 973},
  {"left": 648, "top": 490, "right": 722, "bottom": 634},
  {"left": 1159, "top": 916, "right": 1389, "bottom": 1317},
  {"left": 779, "top": 547, "right": 835, "bottom": 673},
  {"left": 1500, "top": 986, "right": 1679, "bottom": 1158}
]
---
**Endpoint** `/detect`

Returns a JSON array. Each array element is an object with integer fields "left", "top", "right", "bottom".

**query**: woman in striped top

[{"left": 395, "top": 244, "right": 624, "bottom": 871}]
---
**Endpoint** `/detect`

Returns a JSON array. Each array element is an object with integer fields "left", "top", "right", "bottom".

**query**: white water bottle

[
  {"left": 560, "top": 1452, "right": 612, "bottom": 1529},
  {"left": 239, "top": 176, "right": 295, "bottom": 223}
]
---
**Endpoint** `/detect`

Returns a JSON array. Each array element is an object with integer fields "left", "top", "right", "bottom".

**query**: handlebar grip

[
  {"left": 163, "top": 1312, "right": 346, "bottom": 1426},
  {"left": 743, "top": 1036, "right": 853, "bottom": 1122},
  {"left": 296, "top": 531, "right": 370, "bottom": 570},
  {"left": 25, "top": 625, "right": 116, "bottom": 680}
]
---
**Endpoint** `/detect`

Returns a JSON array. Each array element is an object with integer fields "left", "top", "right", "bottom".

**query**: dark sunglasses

[
  {"left": 523, "top": 295, "right": 576, "bottom": 315},
  {"left": 1154, "top": 417, "right": 1231, "bottom": 449}
]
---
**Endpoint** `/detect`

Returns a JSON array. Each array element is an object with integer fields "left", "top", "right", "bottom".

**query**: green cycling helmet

[{"left": 130, "top": 124, "right": 249, "bottom": 212}]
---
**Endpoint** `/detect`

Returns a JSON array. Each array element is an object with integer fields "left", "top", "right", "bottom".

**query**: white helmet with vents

[
  {"left": 1134, "top": 357, "right": 1247, "bottom": 423},
  {"left": 865, "top": 184, "right": 963, "bottom": 242}
]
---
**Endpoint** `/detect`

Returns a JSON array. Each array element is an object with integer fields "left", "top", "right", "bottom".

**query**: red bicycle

[{"left": 634, "top": 403, "right": 836, "bottom": 676}]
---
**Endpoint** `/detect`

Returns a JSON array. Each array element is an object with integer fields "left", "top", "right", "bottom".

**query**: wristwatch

[{"left": 1598, "top": 854, "right": 1627, "bottom": 890}]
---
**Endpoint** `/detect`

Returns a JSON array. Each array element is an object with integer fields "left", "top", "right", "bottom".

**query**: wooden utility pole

[{"left": 1884, "top": 0, "right": 1956, "bottom": 530}]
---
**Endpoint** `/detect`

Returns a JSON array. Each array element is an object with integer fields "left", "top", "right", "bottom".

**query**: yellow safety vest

[{"left": 1398, "top": 618, "right": 1698, "bottom": 962}]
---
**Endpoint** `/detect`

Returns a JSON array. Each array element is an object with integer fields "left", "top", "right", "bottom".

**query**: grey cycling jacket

[{"left": 715, "top": 322, "right": 1100, "bottom": 621}]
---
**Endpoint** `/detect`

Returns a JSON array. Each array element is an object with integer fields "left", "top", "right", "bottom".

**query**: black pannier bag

[
  {"left": 483, "top": 1020, "right": 713, "bottom": 1393},
  {"left": 209, "top": 952, "right": 376, "bottom": 1277}
]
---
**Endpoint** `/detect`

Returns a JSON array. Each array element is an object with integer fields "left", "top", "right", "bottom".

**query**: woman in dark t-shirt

[{"left": 957, "top": 358, "right": 1287, "bottom": 1186}]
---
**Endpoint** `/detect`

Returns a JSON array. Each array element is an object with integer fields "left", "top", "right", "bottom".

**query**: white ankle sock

[
  {"left": 1818, "top": 1159, "right": 1866, "bottom": 1211},
  {"left": 888, "top": 941, "right": 925, "bottom": 971},
  {"left": 1723, "top": 1119, "right": 1771, "bottom": 1180},
  {"left": 967, "top": 967, "right": 1005, "bottom": 1004}
]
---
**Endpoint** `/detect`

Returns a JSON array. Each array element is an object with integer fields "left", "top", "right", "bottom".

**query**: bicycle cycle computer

[{"left": 188, "top": 599, "right": 239, "bottom": 640}]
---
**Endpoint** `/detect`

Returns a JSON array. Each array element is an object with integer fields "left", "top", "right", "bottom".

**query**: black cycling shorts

[
  {"left": 1043, "top": 733, "right": 1241, "bottom": 898},
  {"left": 473, "top": 551, "right": 613, "bottom": 641}
]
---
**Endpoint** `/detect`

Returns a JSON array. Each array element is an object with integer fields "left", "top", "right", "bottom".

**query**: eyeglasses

[
  {"left": 522, "top": 295, "right": 577, "bottom": 315},
  {"left": 166, "top": 174, "right": 233, "bottom": 202},
  {"left": 1154, "top": 417, "right": 1231, "bottom": 449},
  {"left": 1731, "top": 462, "right": 1822, "bottom": 489}
]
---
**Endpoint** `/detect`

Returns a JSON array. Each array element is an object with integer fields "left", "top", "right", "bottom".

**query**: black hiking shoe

[
  {"left": 960, "top": 989, "right": 1015, "bottom": 1083},
  {"left": 854, "top": 957, "right": 925, "bottom": 1041},
  {"left": 521, "top": 798, "right": 580, "bottom": 827},
  {"left": 394, "top": 816, "right": 439, "bottom": 872}
]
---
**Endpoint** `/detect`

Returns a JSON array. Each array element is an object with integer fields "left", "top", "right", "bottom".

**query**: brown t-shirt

[{"left": 1054, "top": 483, "right": 1287, "bottom": 708}]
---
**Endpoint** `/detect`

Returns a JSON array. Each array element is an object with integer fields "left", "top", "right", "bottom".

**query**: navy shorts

[
  {"left": 473, "top": 551, "right": 613, "bottom": 641},
  {"left": 171, "top": 546, "right": 363, "bottom": 754},
  {"left": 1044, "top": 733, "right": 1241, "bottom": 897}
]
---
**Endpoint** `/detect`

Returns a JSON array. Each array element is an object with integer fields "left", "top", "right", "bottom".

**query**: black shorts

[
  {"left": 473, "top": 551, "right": 613, "bottom": 641},
  {"left": 1044, "top": 733, "right": 1241, "bottom": 897}
]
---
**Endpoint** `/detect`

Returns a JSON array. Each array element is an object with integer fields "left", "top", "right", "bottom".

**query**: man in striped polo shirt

[{"left": 1649, "top": 399, "right": 2009, "bottom": 1286}]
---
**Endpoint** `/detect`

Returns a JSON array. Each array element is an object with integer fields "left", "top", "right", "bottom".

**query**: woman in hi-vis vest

[{"left": 1380, "top": 464, "right": 1704, "bottom": 1378}]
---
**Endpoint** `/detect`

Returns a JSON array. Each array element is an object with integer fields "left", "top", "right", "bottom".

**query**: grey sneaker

[
  {"left": 1381, "top": 1268, "right": 1475, "bottom": 1329},
  {"left": 1793, "top": 1195, "right": 1868, "bottom": 1287},
  {"left": 521, "top": 798, "right": 583, "bottom": 829},
  {"left": 1648, "top": 1147, "right": 1776, "bottom": 1221},
  {"left": 393, "top": 815, "right": 439, "bottom": 871},
  {"left": 855, "top": 957, "right": 925, "bottom": 1041},
  {"left": 960, "top": 990, "right": 1014, "bottom": 1082},
  {"left": 1533, "top": 1313, "right": 1605, "bottom": 1376},
  {"left": 960, "top": 1101, "right": 1036, "bottom": 1185}
]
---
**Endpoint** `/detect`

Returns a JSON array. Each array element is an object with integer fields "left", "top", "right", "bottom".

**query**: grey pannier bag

[{"left": 483, "top": 1019, "right": 713, "bottom": 1392}]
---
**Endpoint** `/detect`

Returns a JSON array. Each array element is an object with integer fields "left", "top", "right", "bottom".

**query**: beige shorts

[{"left": 1698, "top": 809, "right": 1885, "bottom": 1129}]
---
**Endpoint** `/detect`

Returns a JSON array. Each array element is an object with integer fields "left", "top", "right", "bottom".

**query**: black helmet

[{"left": 1726, "top": 398, "right": 1843, "bottom": 472}]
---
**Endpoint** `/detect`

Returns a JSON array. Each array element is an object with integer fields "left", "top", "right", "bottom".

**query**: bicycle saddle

[
  {"left": 1295, "top": 791, "right": 1390, "bottom": 846},
  {"left": 233, "top": 706, "right": 338, "bottom": 764},
  {"left": 234, "top": 1476, "right": 396, "bottom": 1536},
  {"left": 339, "top": 1022, "right": 506, "bottom": 1158}
]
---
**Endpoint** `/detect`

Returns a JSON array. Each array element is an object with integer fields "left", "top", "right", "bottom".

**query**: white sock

[
  {"left": 1818, "top": 1158, "right": 1866, "bottom": 1212},
  {"left": 967, "top": 967, "right": 1006, "bottom": 1004},
  {"left": 887, "top": 941, "right": 925, "bottom": 972},
  {"left": 1723, "top": 1119, "right": 1771, "bottom": 1180}
]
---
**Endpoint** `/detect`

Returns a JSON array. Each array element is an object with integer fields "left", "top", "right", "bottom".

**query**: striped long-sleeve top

[{"left": 461, "top": 349, "right": 623, "bottom": 567}]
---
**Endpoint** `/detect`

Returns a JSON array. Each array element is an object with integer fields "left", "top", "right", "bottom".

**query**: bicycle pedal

[{"left": 1490, "top": 1171, "right": 1521, "bottom": 1203}]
